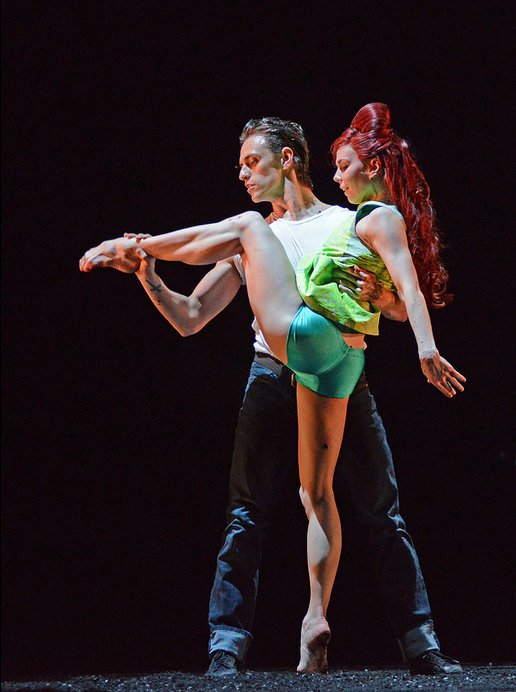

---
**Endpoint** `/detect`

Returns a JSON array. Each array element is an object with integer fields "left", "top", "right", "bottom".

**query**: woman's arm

[{"left": 358, "top": 208, "right": 466, "bottom": 397}]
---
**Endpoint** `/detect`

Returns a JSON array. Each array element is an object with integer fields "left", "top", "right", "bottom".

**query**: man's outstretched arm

[{"left": 134, "top": 251, "right": 243, "bottom": 336}]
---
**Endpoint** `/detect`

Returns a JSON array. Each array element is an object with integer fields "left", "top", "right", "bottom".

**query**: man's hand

[
  {"left": 79, "top": 237, "right": 141, "bottom": 273},
  {"left": 420, "top": 351, "right": 467, "bottom": 398},
  {"left": 339, "top": 265, "right": 407, "bottom": 321},
  {"left": 339, "top": 265, "right": 383, "bottom": 302},
  {"left": 123, "top": 233, "right": 156, "bottom": 275}
]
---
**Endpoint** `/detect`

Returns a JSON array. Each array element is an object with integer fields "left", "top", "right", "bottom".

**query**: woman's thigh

[{"left": 240, "top": 213, "right": 302, "bottom": 362}]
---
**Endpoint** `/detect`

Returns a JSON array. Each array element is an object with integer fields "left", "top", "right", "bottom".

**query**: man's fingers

[
  {"left": 346, "top": 265, "right": 364, "bottom": 276},
  {"left": 338, "top": 283, "right": 354, "bottom": 296},
  {"left": 124, "top": 233, "right": 151, "bottom": 241}
]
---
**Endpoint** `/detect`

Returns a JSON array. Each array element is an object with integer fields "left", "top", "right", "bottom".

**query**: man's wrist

[
  {"left": 373, "top": 287, "right": 395, "bottom": 310},
  {"left": 136, "top": 265, "right": 156, "bottom": 280}
]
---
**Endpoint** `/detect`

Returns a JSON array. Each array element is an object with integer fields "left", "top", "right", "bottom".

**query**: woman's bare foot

[
  {"left": 296, "top": 616, "right": 331, "bottom": 673},
  {"left": 79, "top": 238, "right": 140, "bottom": 273}
]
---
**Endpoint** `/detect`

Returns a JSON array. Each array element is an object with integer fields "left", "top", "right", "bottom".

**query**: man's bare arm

[
  {"left": 339, "top": 266, "right": 408, "bottom": 322},
  {"left": 135, "top": 255, "right": 242, "bottom": 336},
  {"left": 370, "top": 283, "right": 408, "bottom": 322}
]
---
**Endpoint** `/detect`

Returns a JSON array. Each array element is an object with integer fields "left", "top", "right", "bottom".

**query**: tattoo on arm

[{"left": 145, "top": 279, "right": 162, "bottom": 303}]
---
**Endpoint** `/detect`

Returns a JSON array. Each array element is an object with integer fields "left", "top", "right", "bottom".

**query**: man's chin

[
  {"left": 249, "top": 191, "right": 263, "bottom": 202},
  {"left": 252, "top": 192, "right": 275, "bottom": 205}
]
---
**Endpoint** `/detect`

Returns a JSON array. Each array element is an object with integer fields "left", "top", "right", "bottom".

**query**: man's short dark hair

[{"left": 240, "top": 117, "right": 313, "bottom": 189}]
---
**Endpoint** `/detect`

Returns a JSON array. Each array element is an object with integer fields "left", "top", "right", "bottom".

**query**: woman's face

[{"left": 333, "top": 144, "right": 378, "bottom": 205}]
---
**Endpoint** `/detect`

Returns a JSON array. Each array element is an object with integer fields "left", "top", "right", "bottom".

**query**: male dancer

[{"left": 81, "top": 117, "right": 462, "bottom": 676}]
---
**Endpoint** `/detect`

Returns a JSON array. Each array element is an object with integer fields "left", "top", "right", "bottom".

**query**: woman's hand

[{"left": 420, "top": 351, "right": 467, "bottom": 398}]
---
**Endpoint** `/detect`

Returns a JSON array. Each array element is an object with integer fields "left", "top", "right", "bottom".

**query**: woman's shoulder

[
  {"left": 356, "top": 202, "right": 404, "bottom": 228},
  {"left": 355, "top": 203, "right": 407, "bottom": 251}
]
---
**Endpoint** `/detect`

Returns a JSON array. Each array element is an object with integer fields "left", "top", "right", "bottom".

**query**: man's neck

[{"left": 267, "top": 184, "right": 331, "bottom": 222}]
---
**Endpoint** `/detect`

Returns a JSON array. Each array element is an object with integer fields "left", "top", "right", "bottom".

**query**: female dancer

[{"left": 80, "top": 103, "right": 465, "bottom": 673}]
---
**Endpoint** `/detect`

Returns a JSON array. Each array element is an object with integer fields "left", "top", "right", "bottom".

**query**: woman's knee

[
  {"left": 228, "top": 210, "right": 271, "bottom": 246},
  {"left": 227, "top": 210, "right": 266, "bottom": 233}
]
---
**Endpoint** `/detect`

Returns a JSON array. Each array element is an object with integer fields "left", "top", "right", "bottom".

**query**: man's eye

[{"left": 235, "top": 159, "right": 257, "bottom": 170}]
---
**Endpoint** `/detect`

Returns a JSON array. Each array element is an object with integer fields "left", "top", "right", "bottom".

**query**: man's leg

[
  {"left": 207, "top": 359, "right": 297, "bottom": 674},
  {"left": 339, "top": 372, "right": 462, "bottom": 674}
]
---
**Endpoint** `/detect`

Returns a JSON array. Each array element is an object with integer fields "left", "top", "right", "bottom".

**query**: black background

[{"left": 2, "top": 0, "right": 515, "bottom": 680}]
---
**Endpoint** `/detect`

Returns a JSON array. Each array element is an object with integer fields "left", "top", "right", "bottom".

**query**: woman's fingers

[{"left": 422, "top": 355, "right": 466, "bottom": 398}]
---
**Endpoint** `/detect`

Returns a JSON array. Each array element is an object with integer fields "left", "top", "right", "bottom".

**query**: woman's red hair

[{"left": 331, "top": 103, "right": 452, "bottom": 308}]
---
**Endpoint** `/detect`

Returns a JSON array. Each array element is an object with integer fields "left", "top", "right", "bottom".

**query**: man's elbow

[
  {"left": 177, "top": 325, "right": 196, "bottom": 337},
  {"left": 382, "top": 303, "right": 408, "bottom": 322},
  {"left": 389, "top": 292, "right": 408, "bottom": 322},
  {"left": 383, "top": 311, "right": 407, "bottom": 322},
  {"left": 175, "top": 300, "right": 206, "bottom": 336},
  {"left": 177, "top": 321, "right": 204, "bottom": 337},
  {"left": 178, "top": 312, "right": 207, "bottom": 337}
]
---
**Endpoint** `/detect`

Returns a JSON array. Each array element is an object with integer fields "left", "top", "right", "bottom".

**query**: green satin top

[{"left": 296, "top": 201, "right": 403, "bottom": 336}]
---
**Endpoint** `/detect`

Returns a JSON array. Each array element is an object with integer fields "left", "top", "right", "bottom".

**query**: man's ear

[
  {"left": 367, "top": 157, "right": 382, "bottom": 178},
  {"left": 280, "top": 147, "right": 295, "bottom": 168}
]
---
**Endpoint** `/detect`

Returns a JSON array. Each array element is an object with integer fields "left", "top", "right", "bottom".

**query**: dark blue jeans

[{"left": 208, "top": 360, "right": 439, "bottom": 662}]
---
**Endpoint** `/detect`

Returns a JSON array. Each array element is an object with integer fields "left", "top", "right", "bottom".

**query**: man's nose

[
  {"left": 333, "top": 169, "right": 342, "bottom": 182},
  {"left": 239, "top": 165, "right": 250, "bottom": 181}
]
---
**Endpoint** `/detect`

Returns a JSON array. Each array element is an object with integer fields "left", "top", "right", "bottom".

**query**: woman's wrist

[{"left": 419, "top": 348, "right": 439, "bottom": 360}]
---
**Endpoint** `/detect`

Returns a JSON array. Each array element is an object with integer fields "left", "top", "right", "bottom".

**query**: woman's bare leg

[
  {"left": 296, "top": 383, "right": 349, "bottom": 673},
  {"left": 237, "top": 213, "right": 302, "bottom": 362},
  {"left": 81, "top": 211, "right": 301, "bottom": 361}
]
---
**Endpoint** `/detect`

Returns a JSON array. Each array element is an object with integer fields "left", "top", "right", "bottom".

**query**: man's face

[{"left": 238, "top": 134, "right": 284, "bottom": 203}]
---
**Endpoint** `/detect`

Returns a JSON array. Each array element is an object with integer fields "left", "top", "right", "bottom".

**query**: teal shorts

[{"left": 286, "top": 305, "right": 365, "bottom": 398}]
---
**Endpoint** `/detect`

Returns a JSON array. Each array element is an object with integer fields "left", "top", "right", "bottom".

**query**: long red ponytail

[{"left": 331, "top": 103, "right": 452, "bottom": 308}]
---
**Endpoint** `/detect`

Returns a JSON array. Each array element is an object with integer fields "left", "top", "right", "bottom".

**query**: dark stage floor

[{"left": 2, "top": 665, "right": 515, "bottom": 691}]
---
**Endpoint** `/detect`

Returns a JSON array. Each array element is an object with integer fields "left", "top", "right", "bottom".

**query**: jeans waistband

[{"left": 254, "top": 352, "right": 295, "bottom": 386}]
